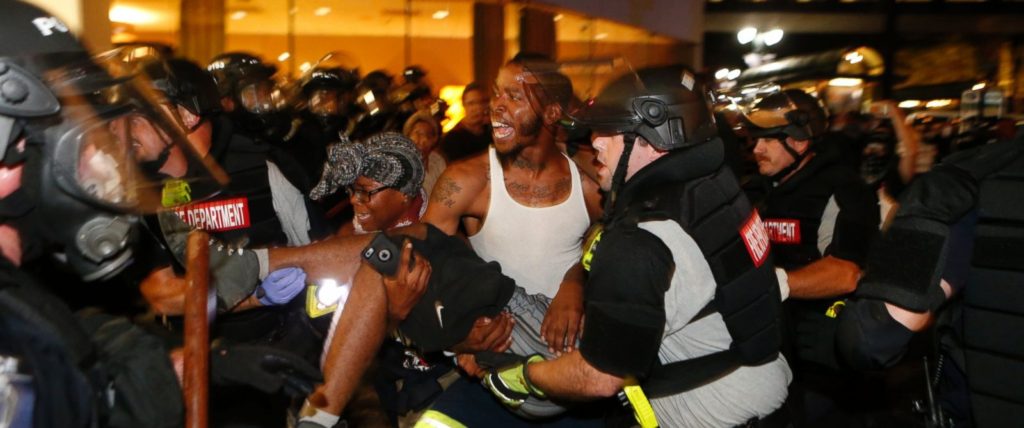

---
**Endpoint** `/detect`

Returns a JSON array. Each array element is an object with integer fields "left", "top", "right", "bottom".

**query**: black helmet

[
  {"left": 743, "top": 89, "right": 829, "bottom": 141},
  {"left": 402, "top": 65, "right": 427, "bottom": 84},
  {"left": 301, "top": 66, "right": 359, "bottom": 95},
  {"left": 206, "top": 52, "right": 276, "bottom": 98},
  {"left": 389, "top": 82, "right": 431, "bottom": 106},
  {"left": 141, "top": 58, "right": 222, "bottom": 118},
  {"left": 362, "top": 70, "right": 394, "bottom": 93},
  {"left": 570, "top": 64, "right": 717, "bottom": 151}
]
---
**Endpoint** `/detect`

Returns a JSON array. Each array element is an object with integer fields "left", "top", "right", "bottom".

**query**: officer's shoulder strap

[{"left": 644, "top": 353, "right": 742, "bottom": 399}]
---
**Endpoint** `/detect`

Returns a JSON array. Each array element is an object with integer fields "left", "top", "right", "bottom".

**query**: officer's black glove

[
  {"left": 795, "top": 301, "right": 844, "bottom": 370},
  {"left": 209, "top": 343, "right": 323, "bottom": 398}
]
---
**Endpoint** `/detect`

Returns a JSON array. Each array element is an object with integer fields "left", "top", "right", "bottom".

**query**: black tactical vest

[
  {"left": 758, "top": 154, "right": 842, "bottom": 270},
  {"left": 0, "top": 263, "right": 97, "bottom": 427},
  {"left": 961, "top": 152, "right": 1024, "bottom": 426},
  {"left": 611, "top": 139, "right": 782, "bottom": 396},
  {"left": 173, "top": 132, "right": 289, "bottom": 248}
]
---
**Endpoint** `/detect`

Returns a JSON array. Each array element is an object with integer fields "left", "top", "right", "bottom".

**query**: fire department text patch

[
  {"left": 173, "top": 197, "right": 251, "bottom": 232},
  {"left": 764, "top": 219, "right": 801, "bottom": 244},
  {"left": 740, "top": 210, "right": 770, "bottom": 268}
]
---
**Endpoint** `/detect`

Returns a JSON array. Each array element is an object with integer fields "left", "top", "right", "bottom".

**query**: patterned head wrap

[{"left": 310, "top": 132, "right": 425, "bottom": 200}]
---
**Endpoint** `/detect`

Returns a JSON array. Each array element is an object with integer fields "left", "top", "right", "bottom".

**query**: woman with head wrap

[
  {"left": 311, "top": 132, "right": 427, "bottom": 236},
  {"left": 310, "top": 132, "right": 460, "bottom": 425},
  {"left": 403, "top": 110, "right": 446, "bottom": 195}
]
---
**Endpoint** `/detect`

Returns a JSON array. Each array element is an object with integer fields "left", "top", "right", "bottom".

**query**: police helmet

[
  {"left": 362, "top": 70, "right": 394, "bottom": 93},
  {"left": 206, "top": 52, "right": 276, "bottom": 98},
  {"left": 743, "top": 89, "right": 829, "bottom": 141},
  {"left": 402, "top": 65, "right": 427, "bottom": 84},
  {"left": 569, "top": 64, "right": 718, "bottom": 151},
  {"left": 141, "top": 58, "right": 222, "bottom": 118},
  {"left": 301, "top": 66, "right": 359, "bottom": 95}
]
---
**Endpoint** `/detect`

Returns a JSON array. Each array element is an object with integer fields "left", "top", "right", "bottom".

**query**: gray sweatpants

[
  {"left": 495, "top": 287, "right": 572, "bottom": 419},
  {"left": 506, "top": 286, "right": 557, "bottom": 359}
]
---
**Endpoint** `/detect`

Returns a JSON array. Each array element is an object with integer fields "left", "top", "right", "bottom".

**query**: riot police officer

[
  {"left": 350, "top": 69, "right": 402, "bottom": 141},
  {"left": 838, "top": 135, "right": 1024, "bottom": 427},
  {"left": 742, "top": 89, "right": 880, "bottom": 425},
  {"left": 285, "top": 65, "right": 359, "bottom": 186},
  {"left": 0, "top": 2, "right": 320, "bottom": 426},
  {"left": 207, "top": 52, "right": 294, "bottom": 143},
  {"left": 158, "top": 55, "right": 319, "bottom": 247}
]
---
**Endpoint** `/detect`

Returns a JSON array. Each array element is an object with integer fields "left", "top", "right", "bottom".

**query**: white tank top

[{"left": 468, "top": 147, "right": 590, "bottom": 298}]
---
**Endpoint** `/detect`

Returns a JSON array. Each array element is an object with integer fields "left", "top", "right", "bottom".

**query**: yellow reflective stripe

[
  {"left": 624, "top": 384, "right": 660, "bottom": 428},
  {"left": 414, "top": 410, "right": 467, "bottom": 428},
  {"left": 825, "top": 300, "right": 846, "bottom": 318},
  {"left": 581, "top": 224, "right": 604, "bottom": 272},
  {"left": 161, "top": 179, "right": 192, "bottom": 207}
]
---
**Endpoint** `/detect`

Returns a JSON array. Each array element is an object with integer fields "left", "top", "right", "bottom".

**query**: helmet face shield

[
  {"left": 309, "top": 88, "right": 341, "bottom": 117},
  {"left": 559, "top": 60, "right": 716, "bottom": 150},
  {"left": 43, "top": 61, "right": 227, "bottom": 213},
  {"left": 239, "top": 80, "right": 287, "bottom": 114},
  {"left": 739, "top": 89, "right": 828, "bottom": 141}
]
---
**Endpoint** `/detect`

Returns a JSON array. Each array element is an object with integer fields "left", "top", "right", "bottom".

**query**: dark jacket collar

[{"left": 611, "top": 138, "right": 726, "bottom": 217}]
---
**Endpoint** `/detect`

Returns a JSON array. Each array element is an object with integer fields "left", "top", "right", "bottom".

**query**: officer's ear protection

[
  {"left": 785, "top": 109, "right": 810, "bottom": 128},
  {"left": 632, "top": 97, "right": 686, "bottom": 147},
  {"left": 0, "top": 60, "right": 60, "bottom": 163}
]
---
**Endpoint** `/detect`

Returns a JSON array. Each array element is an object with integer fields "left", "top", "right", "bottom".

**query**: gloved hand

[
  {"left": 296, "top": 399, "right": 346, "bottom": 428},
  {"left": 156, "top": 212, "right": 261, "bottom": 309},
  {"left": 482, "top": 353, "right": 546, "bottom": 409},
  {"left": 257, "top": 267, "right": 307, "bottom": 306},
  {"left": 209, "top": 343, "right": 323, "bottom": 398}
]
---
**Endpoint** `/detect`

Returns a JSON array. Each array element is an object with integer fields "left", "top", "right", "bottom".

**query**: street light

[
  {"left": 737, "top": 27, "right": 784, "bottom": 49},
  {"left": 738, "top": 27, "right": 784, "bottom": 68},
  {"left": 737, "top": 27, "right": 758, "bottom": 45},
  {"left": 762, "top": 29, "right": 784, "bottom": 46}
]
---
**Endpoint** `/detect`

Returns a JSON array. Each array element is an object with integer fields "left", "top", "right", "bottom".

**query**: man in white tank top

[{"left": 423, "top": 56, "right": 603, "bottom": 354}]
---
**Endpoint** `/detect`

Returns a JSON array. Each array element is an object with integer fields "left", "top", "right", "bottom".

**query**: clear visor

[
  {"left": 548, "top": 58, "right": 647, "bottom": 131},
  {"left": 743, "top": 107, "right": 793, "bottom": 129},
  {"left": 356, "top": 87, "right": 387, "bottom": 116},
  {"left": 733, "top": 85, "right": 794, "bottom": 135},
  {"left": 46, "top": 61, "right": 227, "bottom": 213},
  {"left": 240, "top": 80, "right": 288, "bottom": 114},
  {"left": 309, "top": 88, "right": 341, "bottom": 117}
]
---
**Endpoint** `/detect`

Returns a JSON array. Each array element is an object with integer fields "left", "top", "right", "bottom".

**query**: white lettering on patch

[
  {"left": 173, "top": 197, "right": 251, "bottom": 232},
  {"left": 740, "top": 210, "right": 770, "bottom": 268},
  {"left": 32, "top": 17, "right": 69, "bottom": 36},
  {"left": 764, "top": 219, "right": 801, "bottom": 244}
]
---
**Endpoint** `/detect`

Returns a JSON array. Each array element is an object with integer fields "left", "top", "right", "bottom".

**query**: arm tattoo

[{"left": 431, "top": 177, "right": 463, "bottom": 208}]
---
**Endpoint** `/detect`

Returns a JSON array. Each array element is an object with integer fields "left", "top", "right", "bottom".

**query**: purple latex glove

[{"left": 257, "top": 267, "right": 307, "bottom": 306}]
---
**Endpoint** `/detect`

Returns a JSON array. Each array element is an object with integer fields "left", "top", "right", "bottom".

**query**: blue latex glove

[{"left": 257, "top": 267, "right": 307, "bottom": 306}]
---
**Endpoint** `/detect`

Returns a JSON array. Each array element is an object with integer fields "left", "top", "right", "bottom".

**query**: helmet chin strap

[
  {"left": 602, "top": 132, "right": 638, "bottom": 225},
  {"left": 770, "top": 136, "right": 808, "bottom": 183}
]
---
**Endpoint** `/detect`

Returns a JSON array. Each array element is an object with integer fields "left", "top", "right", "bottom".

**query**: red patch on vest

[
  {"left": 740, "top": 210, "right": 771, "bottom": 268},
  {"left": 173, "top": 197, "right": 251, "bottom": 232},
  {"left": 764, "top": 219, "right": 801, "bottom": 244}
]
